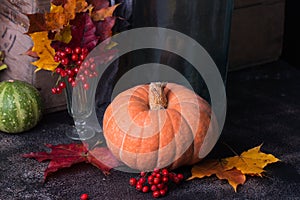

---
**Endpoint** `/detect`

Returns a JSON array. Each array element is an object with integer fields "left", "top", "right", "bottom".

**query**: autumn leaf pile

[
  {"left": 26, "top": 0, "right": 119, "bottom": 72},
  {"left": 187, "top": 144, "right": 280, "bottom": 191}
]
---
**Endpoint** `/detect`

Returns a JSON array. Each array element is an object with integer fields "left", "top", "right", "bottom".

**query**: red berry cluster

[
  {"left": 129, "top": 168, "right": 184, "bottom": 198},
  {"left": 51, "top": 47, "right": 98, "bottom": 94}
]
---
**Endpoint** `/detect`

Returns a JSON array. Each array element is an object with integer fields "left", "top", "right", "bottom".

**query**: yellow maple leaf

[
  {"left": 224, "top": 144, "right": 280, "bottom": 176},
  {"left": 91, "top": 3, "right": 121, "bottom": 21},
  {"left": 187, "top": 159, "right": 246, "bottom": 192},
  {"left": 30, "top": 31, "right": 59, "bottom": 72}
]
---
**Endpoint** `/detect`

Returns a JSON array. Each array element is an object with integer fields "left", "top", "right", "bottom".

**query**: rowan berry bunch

[
  {"left": 129, "top": 168, "right": 184, "bottom": 198},
  {"left": 51, "top": 46, "right": 98, "bottom": 94}
]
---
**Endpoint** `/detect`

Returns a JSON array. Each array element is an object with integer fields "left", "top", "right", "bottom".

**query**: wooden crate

[{"left": 228, "top": 0, "right": 286, "bottom": 70}]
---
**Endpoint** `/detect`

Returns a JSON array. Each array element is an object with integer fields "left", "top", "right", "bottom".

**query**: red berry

[
  {"left": 150, "top": 185, "right": 157, "bottom": 192},
  {"left": 177, "top": 173, "right": 184, "bottom": 180},
  {"left": 55, "top": 67, "right": 62, "bottom": 74},
  {"left": 152, "top": 190, "right": 160, "bottom": 198},
  {"left": 88, "top": 57, "right": 95, "bottom": 63},
  {"left": 80, "top": 54, "right": 86, "bottom": 61},
  {"left": 65, "top": 47, "right": 72, "bottom": 54},
  {"left": 84, "top": 70, "right": 90, "bottom": 76},
  {"left": 54, "top": 55, "right": 60, "bottom": 62},
  {"left": 83, "top": 61, "right": 89, "bottom": 68},
  {"left": 76, "top": 60, "right": 83, "bottom": 66},
  {"left": 66, "top": 69, "right": 74, "bottom": 76},
  {"left": 159, "top": 189, "right": 167, "bottom": 197},
  {"left": 83, "top": 83, "right": 89, "bottom": 90},
  {"left": 90, "top": 63, "right": 96, "bottom": 71},
  {"left": 55, "top": 50, "right": 62, "bottom": 57},
  {"left": 51, "top": 87, "right": 57, "bottom": 94},
  {"left": 142, "top": 186, "right": 149, "bottom": 193},
  {"left": 157, "top": 183, "right": 165, "bottom": 190},
  {"left": 136, "top": 183, "right": 143, "bottom": 191},
  {"left": 56, "top": 87, "right": 62, "bottom": 94},
  {"left": 138, "top": 177, "right": 146, "bottom": 184},
  {"left": 173, "top": 177, "right": 180, "bottom": 184},
  {"left": 161, "top": 169, "right": 169, "bottom": 176},
  {"left": 61, "top": 57, "right": 69, "bottom": 66},
  {"left": 155, "top": 173, "right": 161, "bottom": 179},
  {"left": 59, "top": 81, "right": 66, "bottom": 89},
  {"left": 71, "top": 81, "right": 76, "bottom": 87},
  {"left": 148, "top": 175, "right": 154, "bottom": 182},
  {"left": 60, "top": 51, "right": 66, "bottom": 58},
  {"left": 168, "top": 173, "right": 174, "bottom": 180},
  {"left": 140, "top": 171, "right": 146, "bottom": 177},
  {"left": 162, "top": 176, "right": 169, "bottom": 183},
  {"left": 74, "top": 47, "right": 82, "bottom": 54},
  {"left": 60, "top": 70, "right": 67, "bottom": 77},
  {"left": 68, "top": 77, "right": 74, "bottom": 83},
  {"left": 153, "top": 177, "right": 160, "bottom": 185},
  {"left": 81, "top": 47, "right": 89, "bottom": 55},
  {"left": 80, "top": 193, "right": 88, "bottom": 200},
  {"left": 71, "top": 54, "right": 78, "bottom": 61},
  {"left": 129, "top": 178, "right": 137, "bottom": 186},
  {"left": 92, "top": 71, "right": 99, "bottom": 77},
  {"left": 80, "top": 76, "right": 86, "bottom": 83},
  {"left": 73, "top": 67, "right": 79, "bottom": 74},
  {"left": 153, "top": 168, "right": 160, "bottom": 174}
]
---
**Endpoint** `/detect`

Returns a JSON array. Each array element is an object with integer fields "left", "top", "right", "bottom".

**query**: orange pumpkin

[{"left": 103, "top": 82, "right": 218, "bottom": 171}]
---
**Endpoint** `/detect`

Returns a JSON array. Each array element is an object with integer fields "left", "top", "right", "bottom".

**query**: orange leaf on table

[
  {"left": 23, "top": 143, "right": 122, "bottom": 181},
  {"left": 187, "top": 159, "right": 246, "bottom": 192},
  {"left": 224, "top": 144, "right": 280, "bottom": 176}
]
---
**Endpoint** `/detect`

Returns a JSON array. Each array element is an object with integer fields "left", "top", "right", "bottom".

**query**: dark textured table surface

[{"left": 0, "top": 60, "right": 299, "bottom": 200}]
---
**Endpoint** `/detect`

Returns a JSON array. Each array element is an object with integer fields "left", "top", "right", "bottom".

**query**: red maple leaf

[{"left": 22, "top": 143, "right": 122, "bottom": 180}]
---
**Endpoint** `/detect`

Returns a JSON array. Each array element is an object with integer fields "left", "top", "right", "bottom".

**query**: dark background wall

[{"left": 281, "top": 0, "right": 300, "bottom": 67}]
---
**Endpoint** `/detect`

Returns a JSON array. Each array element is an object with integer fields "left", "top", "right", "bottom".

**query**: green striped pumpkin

[{"left": 0, "top": 80, "right": 42, "bottom": 133}]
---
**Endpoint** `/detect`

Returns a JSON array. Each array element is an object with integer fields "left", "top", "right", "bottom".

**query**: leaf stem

[{"left": 222, "top": 142, "right": 240, "bottom": 157}]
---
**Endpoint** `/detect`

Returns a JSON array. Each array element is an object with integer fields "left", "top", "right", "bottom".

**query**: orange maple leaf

[{"left": 187, "top": 159, "right": 246, "bottom": 192}]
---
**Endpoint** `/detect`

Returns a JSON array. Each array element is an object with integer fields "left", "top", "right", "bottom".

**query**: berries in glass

[{"left": 51, "top": 46, "right": 100, "bottom": 94}]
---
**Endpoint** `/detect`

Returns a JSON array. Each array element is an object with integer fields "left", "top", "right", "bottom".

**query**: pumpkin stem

[{"left": 149, "top": 82, "right": 168, "bottom": 110}]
